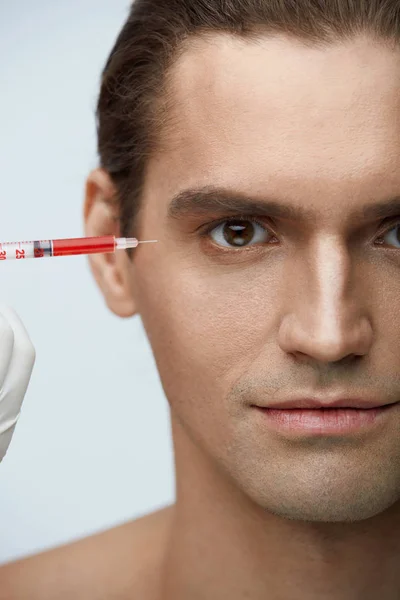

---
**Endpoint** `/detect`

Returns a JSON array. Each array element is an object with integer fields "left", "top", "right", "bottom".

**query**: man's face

[{"left": 115, "top": 34, "right": 400, "bottom": 522}]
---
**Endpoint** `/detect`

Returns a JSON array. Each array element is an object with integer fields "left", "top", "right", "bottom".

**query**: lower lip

[{"left": 254, "top": 404, "right": 398, "bottom": 435}]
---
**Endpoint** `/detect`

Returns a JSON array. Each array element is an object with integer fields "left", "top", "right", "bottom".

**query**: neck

[{"left": 160, "top": 417, "right": 400, "bottom": 600}]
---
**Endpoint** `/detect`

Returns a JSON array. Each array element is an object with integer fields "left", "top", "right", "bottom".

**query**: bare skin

[
  {"left": 3, "top": 33, "right": 400, "bottom": 599},
  {"left": 0, "top": 506, "right": 174, "bottom": 599}
]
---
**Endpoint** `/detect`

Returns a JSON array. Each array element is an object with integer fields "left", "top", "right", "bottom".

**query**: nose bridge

[
  {"left": 309, "top": 235, "right": 350, "bottom": 319},
  {"left": 279, "top": 235, "right": 372, "bottom": 362}
]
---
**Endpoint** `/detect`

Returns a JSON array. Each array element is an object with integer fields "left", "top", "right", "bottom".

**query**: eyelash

[{"left": 199, "top": 216, "right": 400, "bottom": 248}]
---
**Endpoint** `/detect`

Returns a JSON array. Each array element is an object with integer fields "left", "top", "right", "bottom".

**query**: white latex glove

[{"left": 0, "top": 305, "right": 35, "bottom": 463}]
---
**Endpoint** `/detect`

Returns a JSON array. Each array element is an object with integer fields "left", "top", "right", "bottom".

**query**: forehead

[{"left": 148, "top": 34, "right": 400, "bottom": 212}]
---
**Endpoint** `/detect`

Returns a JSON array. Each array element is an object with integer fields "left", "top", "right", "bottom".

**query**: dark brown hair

[{"left": 96, "top": 0, "right": 400, "bottom": 242}]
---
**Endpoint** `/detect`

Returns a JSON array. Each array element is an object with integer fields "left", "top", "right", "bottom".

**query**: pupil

[{"left": 223, "top": 221, "right": 254, "bottom": 246}]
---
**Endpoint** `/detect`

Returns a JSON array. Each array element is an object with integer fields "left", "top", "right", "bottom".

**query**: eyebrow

[
  {"left": 362, "top": 196, "right": 400, "bottom": 220},
  {"left": 167, "top": 186, "right": 400, "bottom": 223},
  {"left": 167, "top": 187, "right": 315, "bottom": 222}
]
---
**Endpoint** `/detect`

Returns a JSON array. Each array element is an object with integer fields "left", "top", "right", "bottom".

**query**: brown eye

[{"left": 209, "top": 219, "right": 272, "bottom": 248}]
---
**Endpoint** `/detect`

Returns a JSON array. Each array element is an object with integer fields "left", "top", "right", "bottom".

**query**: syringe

[{"left": 0, "top": 236, "right": 158, "bottom": 261}]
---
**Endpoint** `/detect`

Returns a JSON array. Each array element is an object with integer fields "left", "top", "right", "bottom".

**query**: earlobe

[{"left": 84, "top": 169, "right": 138, "bottom": 319}]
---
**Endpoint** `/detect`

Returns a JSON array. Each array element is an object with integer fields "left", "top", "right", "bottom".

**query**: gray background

[{"left": 0, "top": 0, "right": 174, "bottom": 564}]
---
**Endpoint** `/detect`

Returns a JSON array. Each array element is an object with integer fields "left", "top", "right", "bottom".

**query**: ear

[{"left": 84, "top": 168, "right": 138, "bottom": 318}]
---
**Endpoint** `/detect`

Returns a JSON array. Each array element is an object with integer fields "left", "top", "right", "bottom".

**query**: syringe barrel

[{"left": 0, "top": 240, "right": 52, "bottom": 260}]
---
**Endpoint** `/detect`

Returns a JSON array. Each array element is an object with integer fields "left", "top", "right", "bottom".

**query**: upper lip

[{"left": 255, "top": 398, "right": 396, "bottom": 409}]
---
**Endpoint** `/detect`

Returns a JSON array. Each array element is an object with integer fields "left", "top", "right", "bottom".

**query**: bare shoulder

[{"left": 0, "top": 504, "right": 174, "bottom": 600}]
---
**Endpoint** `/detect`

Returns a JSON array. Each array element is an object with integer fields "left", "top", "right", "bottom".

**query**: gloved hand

[{"left": 0, "top": 305, "right": 35, "bottom": 463}]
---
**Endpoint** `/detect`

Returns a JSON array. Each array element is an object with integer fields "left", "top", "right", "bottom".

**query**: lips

[{"left": 254, "top": 398, "right": 395, "bottom": 410}]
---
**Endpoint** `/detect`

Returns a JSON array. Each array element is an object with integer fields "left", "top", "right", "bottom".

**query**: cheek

[{"left": 134, "top": 261, "right": 278, "bottom": 413}]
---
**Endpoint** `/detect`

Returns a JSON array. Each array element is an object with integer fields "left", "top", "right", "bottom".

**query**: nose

[{"left": 277, "top": 237, "right": 373, "bottom": 364}]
